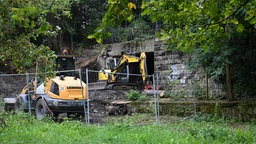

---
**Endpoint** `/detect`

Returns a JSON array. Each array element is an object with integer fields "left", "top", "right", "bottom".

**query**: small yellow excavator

[
  {"left": 4, "top": 50, "right": 88, "bottom": 120},
  {"left": 97, "top": 52, "right": 147, "bottom": 89}
]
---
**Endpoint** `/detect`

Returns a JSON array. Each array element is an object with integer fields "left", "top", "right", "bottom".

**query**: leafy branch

[{"left": 209, "top": 0, "right": 250, "bottom": 26}]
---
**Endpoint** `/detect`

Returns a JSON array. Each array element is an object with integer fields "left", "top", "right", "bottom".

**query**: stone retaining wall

[
  {"left": 130, "top": 100, "right": 256, "bottom": 121},
  {"left": 153, "top": 40, "right": 223, "bottom": 98},
  {"left": 102, "top": 39, "right": 224, "bottom": 98}
]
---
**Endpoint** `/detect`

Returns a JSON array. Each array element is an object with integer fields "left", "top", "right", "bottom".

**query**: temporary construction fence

[
  {"left": 0, "top": 69, "right": 162, "bottom": 124},
  {"left": 83, "top": 69, "right": 209, "bottom": 124},
  {"left": 0, "top": 73, "right": 27, "bottom": 112},
  {"left": 86, "top": 69, "right": 162, "bottom": 124},
  {"left": 0, "top": 68, "right": 206, "bottom": 125},
  {"left": 0, "top": 69, "right": 90, "bottom": 124}
]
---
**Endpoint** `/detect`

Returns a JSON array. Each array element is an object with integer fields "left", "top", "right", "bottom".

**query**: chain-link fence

[
  {"left": 85, "top": 69, "right": 161, "bottom": 125},
  {"left": 0, "top": 73, "right": 27, "bottom": 112},
  {"left": 154, "top": 71, "right": 225, "bottom": 121},
  {"left": 0, "top": 70, "right": 90, "bottom": 124},
  {"left": 1, "top": 68, "right": 220, "bottom": 125},
  {"left": 87, "top": 69, "right": 224, "bottom": 124}
]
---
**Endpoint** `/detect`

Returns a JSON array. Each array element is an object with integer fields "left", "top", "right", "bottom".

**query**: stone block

[
  {"left": 155, "top": 51, "right": 166, "bottom": 56},
  {"left": 155, "top": 56, "right": 168, "bottom": 61},
  {"left": 154, "top": 46, "right": 161, "bottom": 51},
  {"left": 169, "top": 54, "right": 180, "bottom": 59},
  {"left": 155, "top": 56, "right": 164, "bottom": 61}
]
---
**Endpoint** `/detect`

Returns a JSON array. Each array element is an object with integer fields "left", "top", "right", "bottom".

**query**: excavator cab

[{"left": 56, "top": 56, "right": 75, "bottom": 76}]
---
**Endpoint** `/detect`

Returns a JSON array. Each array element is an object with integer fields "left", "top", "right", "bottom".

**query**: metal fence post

[
  {"left": 157, "top": 73, "right": 160, "bottom": 123},
  {"left": 26, "top": 72, "right": 31, "bottom": 115},
  {"left": 153, "top": 74, "right": 158, "bottom": 124},
  {"left": 192, "top": 79, "right": 197, "bottom": 117},
  {"left": 79, "top": 69, "right": 88, "bottom": 124},
  {"left": 86, "top": 68, "right": 90, "bottom": 125}
]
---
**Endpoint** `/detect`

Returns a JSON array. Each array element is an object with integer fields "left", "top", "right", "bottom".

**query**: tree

[
  {"left": 87, "top": 0, "right": 137, "bottom": 43},
  {"left": 90, "top": 0, "right": 256, "bottom": 100},
  {"left": 47, "top": 0, "right": 108, "bottom": 53},
  {"left": 0, "top": 0, "right": 72, "bottom": 76}
]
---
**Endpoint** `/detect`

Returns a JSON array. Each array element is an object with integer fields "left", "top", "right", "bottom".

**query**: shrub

[{"left": 126, "top": 90, "right": 148, "bottom": 101}]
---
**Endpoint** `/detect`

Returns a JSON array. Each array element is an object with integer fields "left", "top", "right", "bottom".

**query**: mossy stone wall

[{"left": 130, "top": 100, "right": 256, "bottom": 121}]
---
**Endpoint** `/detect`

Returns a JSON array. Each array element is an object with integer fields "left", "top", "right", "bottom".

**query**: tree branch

[
  {"left": 192, "top": 0, "right": 250, "bottom": 47},
  {"left": 210, "top": 0, "right": 250, "bottom": 26}
]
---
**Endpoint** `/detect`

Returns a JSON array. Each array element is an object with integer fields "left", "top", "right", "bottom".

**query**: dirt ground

[
  {"left": 0, "top": 76, "right": 26, "bottom": 98},
  {"left": 87, "top": 89, "right": 132, "bottom": 123}
]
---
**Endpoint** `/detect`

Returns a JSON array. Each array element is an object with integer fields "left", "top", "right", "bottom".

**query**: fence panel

[
  {"left": 0, "top": 73, "right": 28, "bottom": 111},
  {"left": 156, "top": 73, "right": 223, "bottom": 122},
  {"left": 0, "top": 70, "right": 90, "bottom": 123},
  {"left": 86, "top": 69, "right": 160, "bottom": 125}
]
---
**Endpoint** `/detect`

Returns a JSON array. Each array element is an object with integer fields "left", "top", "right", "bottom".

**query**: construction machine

[
  {"left": 96, "top": 52, "right": 147, "bottom": 90},
  {"left": 4, "top": 50, "right": 88, "bottom": 120}
]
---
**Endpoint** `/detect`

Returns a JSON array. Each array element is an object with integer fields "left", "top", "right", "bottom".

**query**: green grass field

[{"left": 1, "top": 112, "right": 256, "bottom": 144}]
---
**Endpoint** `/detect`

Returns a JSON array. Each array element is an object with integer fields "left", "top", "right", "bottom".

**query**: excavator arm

[
  {"left": 97, "top": 52, "right": 147, "bottom": 90},
  {"left": 139, "top": 52, "right": 147, "bottom": 83},
  {"left": 111, "top": 53, "right": 141, "bottom": 82}
]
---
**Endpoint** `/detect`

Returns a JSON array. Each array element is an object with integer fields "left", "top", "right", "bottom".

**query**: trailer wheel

[{"left": 35, "top": 99, "right": 48, "bottom": 120}]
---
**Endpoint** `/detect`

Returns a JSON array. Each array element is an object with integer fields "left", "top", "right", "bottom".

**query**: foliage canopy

[
  {"left": 90, "top": 0, "right": 256, "bottom": 99},
  {"left": 0, "top": 0, "right": 73, "bottom": 75}
]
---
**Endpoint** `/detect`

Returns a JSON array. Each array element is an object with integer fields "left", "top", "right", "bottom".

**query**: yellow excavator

[
  {"left": 4, "top": 50, "right": 88, "bottom": 120},
  {"left": 97, "top": 52, "right": 147, "bottom": 89}
]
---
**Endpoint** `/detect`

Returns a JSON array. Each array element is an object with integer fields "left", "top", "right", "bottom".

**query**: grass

[{"left": 0, "top": 112, "right": 256, "bottom": 144}]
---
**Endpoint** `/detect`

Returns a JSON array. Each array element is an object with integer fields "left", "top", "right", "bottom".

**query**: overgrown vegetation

[
  {"left": 105, "top": 18, "right": 155, "bottom": 43},
  {"left": 126, "top": 90, "right": 148, "bottom": 101},
  {"left": 0, "top": 0, "right": 70, "bottom": 74},
  {"left": 90, "top": 0, "right": 256, "bottom": 100},
  {"left": 0, "top": 112, "right": 255, "bottom": 143}
]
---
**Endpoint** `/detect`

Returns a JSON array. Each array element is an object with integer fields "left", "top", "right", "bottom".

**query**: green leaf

[
  {"left": 231, "top": 18, "right": 239, "bottom": 25},
  {"left": 108, "top": 0, "right": 118, "bottom": 4},
  {"left": 96, "top": 37, "right": 102, "bottom": 43},
  {"left": 236, "top": 24, "right": 244, "bottom": 32},
  {"left": 105, "top": 32, "right": 112, "bottom": 38},
  {"left": 250, "top": 17, "right": 256, "bottom": 25},
  {"left": 87, "top": 34, "right": 95, "bottom": 39},
  {"left": 127, "top": 15, "right": 133, "bottom": 22}
]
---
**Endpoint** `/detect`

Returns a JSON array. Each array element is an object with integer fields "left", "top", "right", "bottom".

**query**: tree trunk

[{"left": 226, "top": 63, "right": 234, "bottom": 101}]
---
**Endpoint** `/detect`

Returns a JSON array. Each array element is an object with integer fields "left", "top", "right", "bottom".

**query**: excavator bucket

[{"left": 87, "top": 81, "right": 108, "bottom": 90}]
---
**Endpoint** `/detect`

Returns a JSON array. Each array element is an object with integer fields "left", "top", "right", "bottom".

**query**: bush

[
  {"left": 126, "top": 90, "right": 148, "bottom": 101},
  {"left": 137, "top": 95, "right": 148, "bottom": 101}
]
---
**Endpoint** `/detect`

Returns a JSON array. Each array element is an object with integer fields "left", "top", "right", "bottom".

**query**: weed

[
  {"left": 126, "top": 90, "right": 148, "bottom": 101},
  {"left": 137, "top": 95, "right": 148, "bottom": 101}
]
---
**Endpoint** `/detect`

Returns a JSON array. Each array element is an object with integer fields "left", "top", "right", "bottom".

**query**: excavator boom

[{"left": 95, "top": 52, "right": 147, "bottom": 90}]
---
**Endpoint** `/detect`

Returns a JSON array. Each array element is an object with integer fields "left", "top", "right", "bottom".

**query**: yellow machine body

[{"left": 98, "top": 52, "right": 147, "bottom": 88}]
